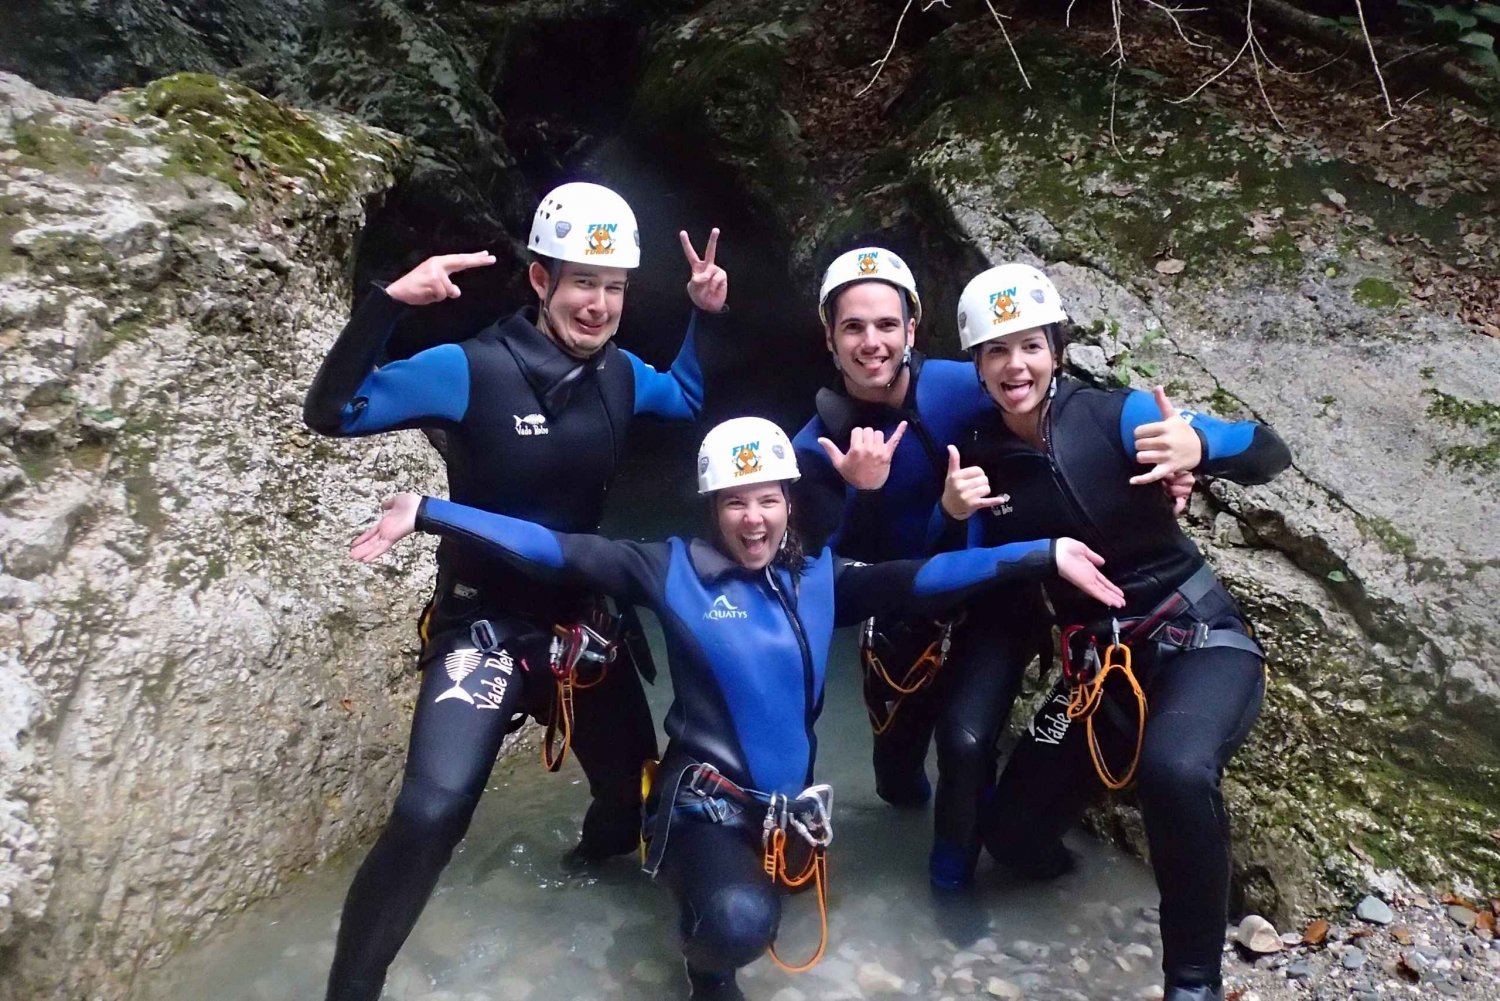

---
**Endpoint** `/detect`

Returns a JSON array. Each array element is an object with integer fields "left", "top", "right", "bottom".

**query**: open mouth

[
  {"left": 1000, "top": 379, "right": 1034, "bottom": 406},
  {"left": 740, "top": 531, "right": 769, "bottom": 559}
]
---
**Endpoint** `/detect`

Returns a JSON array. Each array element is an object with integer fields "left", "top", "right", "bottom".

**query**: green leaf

[
  {"left": 1466, "top": 46, "right": 1500, "bottom": 76},
  {"left": 1431, "top": 6, "right": 1478, "bottom": 30},
  {"left": 1475, "top": 4, "right": 1500, "bottom": 26},
  {"left": 1458, "top": 30, "right": 1497, "bottom": 50},
  {"left": 1327, "top": 570, "right": 1349, "bottom": 583}
]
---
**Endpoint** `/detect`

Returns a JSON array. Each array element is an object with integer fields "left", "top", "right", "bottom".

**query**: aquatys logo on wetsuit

[
  {"left": 989, "top": 288, "right": 1020, "bottom": 323},
  {"left": 585, "top": 223, "right": 617, "bottom": 255},
  {"left": 857, "top": 251, "right": 879, "bottom": 275},
  {"left": 731, "top": 441, "right": 762, "bottom": 478},
  {"left": 704, "top": 594, "right": 748, "bottom": 620}
]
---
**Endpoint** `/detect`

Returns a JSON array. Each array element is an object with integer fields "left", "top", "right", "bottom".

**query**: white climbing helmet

[
  {"left": 956, "top": 263, "right": 1069, "bottom": 351},
  {"left": 528, "top": 182, "right": 641, "bottom": 269},
  {"left": 696, "top": 417, "right": 801, "bottom": 495},
  {"left": 817, "top": 246, "right": 922, "bottom": 326}
]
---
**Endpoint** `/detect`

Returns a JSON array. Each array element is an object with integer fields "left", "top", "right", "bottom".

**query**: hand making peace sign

[
  {"left": 383, "top": 252, "right": 497, "bottom": 306},
  {"left": 680, "top": 228, "right": 728, "bottom": 313}
]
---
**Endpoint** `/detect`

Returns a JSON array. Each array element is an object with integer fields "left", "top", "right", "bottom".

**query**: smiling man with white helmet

[
  {"left": 790, "top": 245, "right": 1051, "bottom": 891},
  {"left": 347, "top": 414, "right": 1125, "bottom": 999},
  {"left": 303, "top": 181, "right": 728, "bottom": 1001}
]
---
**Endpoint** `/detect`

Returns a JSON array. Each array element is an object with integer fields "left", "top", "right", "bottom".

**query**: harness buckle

[
  {"left": 687, "top": 762, "right": 721, "bottom": 797},
  {"left": 470, "top": 619, "right": 499, "bottom": 653}
]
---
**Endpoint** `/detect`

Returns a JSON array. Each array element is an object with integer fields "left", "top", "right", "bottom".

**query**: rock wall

[
  {"left": 0, "top": 72, "right": 444, "bottom": 999},
  {"left": 628, "top": 0, "right": 1500, "bottom": 920}
]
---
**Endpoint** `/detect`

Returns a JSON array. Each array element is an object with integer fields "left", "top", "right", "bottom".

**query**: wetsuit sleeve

[
  {"left": 790, "top": 424, "right": 847, "bottom": 554},
  {"left": 1118, "top": 389, "right": 1292, "bottom": 486},
  {"left": 414, "top": 497, "right": 666, "bottom": 606},
  {"left": 625, "top": 308, "right": 720, "bottom": 420},
  {"left": 303, "top": 287, "right": 471, "bottom": 436},
  {"left": 830, "top": 540, "right": 1054, "bottom": 626}
]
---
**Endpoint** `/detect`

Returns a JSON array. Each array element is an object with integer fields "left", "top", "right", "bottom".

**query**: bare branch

[
  {"left": 856, "top": 0, "right": 917, "bottom": 99},
  {"left": 1353, "top": 0, "right": 1398, "bottom": 122},
  {"left": 1142, "top": 0, "right": 1212, "bottom": 51},
  {"left": 980, "top": 0, "right": 1033, "bottom": 89}
]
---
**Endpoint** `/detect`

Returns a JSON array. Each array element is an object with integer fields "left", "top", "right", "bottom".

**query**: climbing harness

[
  {"left": 541, "top": 608, "right": 618, "bottom": 772},
  {"left": 1059, "top": 564, "right": 1263, "bottom": 790},
  {"left": 641, "top": 761, "right": 835, "bottom": 973},
  {"left": 1062, "top": 618, "right": 1147, "bottom": 790},
  {"left": 860, "top": 614, "right": 959, "bottom": 735}
]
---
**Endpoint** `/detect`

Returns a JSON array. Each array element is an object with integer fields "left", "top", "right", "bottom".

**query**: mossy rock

[{"left": 118, "top": 73, "right": 407, "bottom": 202}]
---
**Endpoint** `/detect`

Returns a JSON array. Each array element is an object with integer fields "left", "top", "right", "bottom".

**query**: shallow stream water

[{"left": 139, "top": 431, "right": 1169, "bottom": 1001}]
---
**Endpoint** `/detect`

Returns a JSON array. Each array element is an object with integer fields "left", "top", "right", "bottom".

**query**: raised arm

[
  {"left": 350, "top": 494, "right": 665, "bottom": 606},
  {"left": 1123, "top": 386, "right": 1291, "bottom": 486},
  {"left": 831, "top": 538, "right": 1124, "bottom": 626},
  {"left": 625, "top": 228, "right": 731, "bottom": 421},
  {"left": 303, "top": 252, "right": 496, "bottom": 436}
]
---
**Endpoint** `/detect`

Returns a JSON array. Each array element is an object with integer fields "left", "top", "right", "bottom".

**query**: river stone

[
  {"left": 984, "top": 977, "right": 1021, "bottom": 1000},
  {"left": 1237, "top": 914, "right": 1283, "bottom": 954},
  {"left": 1447, "top": 905, "right": 1479, "bottom": 929},
  {"left": 857, "top": 962, "right": 905, "bottom": 994},
  {"left": 1342, "top": 947, "right": 1368, "bottom": 970},
  {"left": 1356, "top": 895, "right": 1395, "bottom": 925}
]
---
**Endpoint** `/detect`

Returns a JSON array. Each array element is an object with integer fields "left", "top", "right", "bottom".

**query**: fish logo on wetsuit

[
  {"left": 857, "top": 251, "right": 879, "bottom": 275},
  {"left": 585, "top": 223, "right": 617, "bottom": 255},
  {"left": 990, "top": 288, "right": 1020, "bottom": 323},
  {"left": 732, "top": 441, "right": 762, "bottom": 477}
]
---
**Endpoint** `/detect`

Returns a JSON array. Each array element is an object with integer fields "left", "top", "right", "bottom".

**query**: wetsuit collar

[
  {"left": 496, "top": 307, "right": 607, "bottom": 416},
  {"left": 687, "top": 539, "right": 745, "bottom": 582},
  {"left": 817, "top": 350, "right": 927, "bottom": 440}
]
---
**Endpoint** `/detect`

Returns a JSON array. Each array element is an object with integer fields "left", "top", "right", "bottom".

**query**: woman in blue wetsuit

[
  {"left": 941, "top": 264, "right": 1292, "bottom": 1001},
  {"left": 350, "top": 416, "right": 1127, "bottom": 1000}
]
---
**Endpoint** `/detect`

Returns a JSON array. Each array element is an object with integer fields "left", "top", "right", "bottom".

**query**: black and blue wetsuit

[
  {"left": 303, "top": 288, "right": 713, "bottom": 1001},
  {"left": 791, "top": 353, "right": 1047, "bottom": 880},
  {"left": 410, "top": 495, "right": 1066, "bottom": 984},
  {"left": 960, "top": 377, "right": 1290, "bottom": 996}
]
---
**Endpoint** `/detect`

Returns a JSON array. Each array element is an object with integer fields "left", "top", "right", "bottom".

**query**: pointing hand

[{"left": 385, "top": 252, "right": 497, "bottom": 306}]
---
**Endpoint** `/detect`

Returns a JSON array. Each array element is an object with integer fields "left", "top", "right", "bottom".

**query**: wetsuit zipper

[
  {"left": 1040, "top": 397, "right": 1107, "bottom": 552},
  {"left": 765, "top": 565, "right": 818, "bottom": 787}
]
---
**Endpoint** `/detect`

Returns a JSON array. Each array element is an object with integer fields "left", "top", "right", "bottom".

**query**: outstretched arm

[
  {"left": 1123, "top": 386, "right": 1291, "bottom": 486},
  {"left": 831, "top": 538, "right": 1124, "bottom": 626},
  {"left": 350, "top": 493, "right": 664, "bottom": 605},
  {"left": 303, "top": 252, "right": 496, "bottom": 436}
]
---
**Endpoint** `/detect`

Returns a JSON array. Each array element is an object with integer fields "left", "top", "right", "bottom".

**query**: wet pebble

[
  {"left": 856, "top": 961, "right": 906, "bottom": 994},
  {"left": 1285, "top": 959, "right": 1317, "bottom": 980},
  {"left": 983, "top": 977, "right": 1021, "bottom": 999},
  {"left": 1341, "top": 947, "right": 1367, "bottom": 970},
  {"left": 1237, "top": 914, "right": 1283, "bottom": 954},
  {"left": 1355, "top": 895, "right": 1394, "bottom": 925},
  {"left": 1447, "top": 905, "right": 1479, "bottom": 930}
]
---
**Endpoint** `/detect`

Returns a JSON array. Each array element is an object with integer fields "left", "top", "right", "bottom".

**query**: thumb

[
  {"left": 1153, "top": 385, "right": 1178, "bottom": 420},
  {"left": 947, "top": 444, "right": 961, "bottom": 476},
  {"left": 817, "top": 437, "right": 845, "bottom": 466}
]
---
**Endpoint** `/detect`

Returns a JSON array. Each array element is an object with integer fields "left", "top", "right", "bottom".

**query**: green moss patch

[
  {"left": 119, "top": 73, "right": 405, "bottom": 201},
  {"left": 1352, "top": 277, "right": 1402, "bottom": 308}
]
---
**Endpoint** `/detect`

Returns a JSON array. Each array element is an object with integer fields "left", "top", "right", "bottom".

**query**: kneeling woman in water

[
  {"left": 350, "top": 416, "right": 1125, "bottom": 1000},
  {"left": 942, "top": 264, "right": 1292, "bottom": 1001}
]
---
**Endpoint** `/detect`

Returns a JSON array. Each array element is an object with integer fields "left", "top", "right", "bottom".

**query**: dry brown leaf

[
  {"left": 1302, "top": 919, "right": 1330, "bottom": 946},
  {"left": 1391, "top": 925, "right": 1414, "bottom": 945},
  {"left": 1155, "top": 258, "right": 1186, "bottom": 275},
  {"left": 1443, "top": 893, "right": 1477, "bottom": 908},
  {"left": 1477, "top": 911, "right": 1497, "bottom": 934},
  {"left": 339, "top": 698, "right": 355, "bottom": 713}
]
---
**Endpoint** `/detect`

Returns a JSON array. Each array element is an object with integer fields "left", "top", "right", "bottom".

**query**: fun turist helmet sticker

[
  {"left": 732, "top": 440, "right": 762, "bottom": 477},
  {"left": 990, "top": 287, "right": 1020, "bottom": 323},
  {"left": 857, "top": 251, "right": 879, "bottom": 274},
  {"left": 585, "top": 222, "right": 617, "bottom": 255}
]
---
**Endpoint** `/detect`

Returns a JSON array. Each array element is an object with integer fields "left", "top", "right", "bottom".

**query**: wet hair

[{"left": 968, "top": 321, "right": 1069, "bottom": 365}]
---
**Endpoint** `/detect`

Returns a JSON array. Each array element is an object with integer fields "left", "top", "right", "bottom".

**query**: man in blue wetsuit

[
  {"left": 348, "top": 415, "right": 1128, "bottom": 1000},
  {"left": 791, "top": 247, "right": 1196, "bottom": 891},
  {"left": 789, "top": 247, "right": 1052, "bottom": 890},
  {"left": 303, "top": 182, "right": 728, "bottom": 1001}
]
